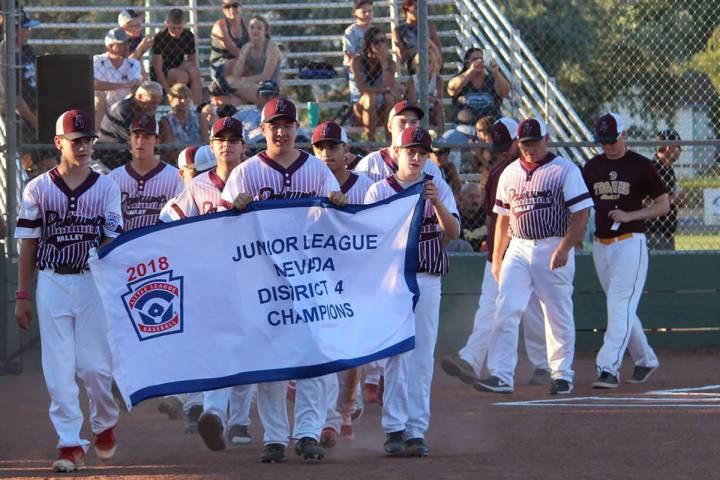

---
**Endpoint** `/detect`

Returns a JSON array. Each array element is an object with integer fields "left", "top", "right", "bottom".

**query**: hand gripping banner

[{"left": 89, "top": 184, "right": 424, "bottom": 408}]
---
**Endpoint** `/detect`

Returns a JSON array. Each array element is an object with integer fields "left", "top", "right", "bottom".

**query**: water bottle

[{"left": 307, "top": 102, "right": 319, "bottom": 128}]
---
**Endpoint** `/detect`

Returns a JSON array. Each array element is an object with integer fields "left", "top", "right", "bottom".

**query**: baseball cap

[
  {"left": 211, "top": 117, "right": 244, "bottom": 139},
  {"left": 105, "top": 27, "right": 130, "bottom": 48},
  {"left": 257, "top": 80, "right": 280, "bottom": 95},
  {"left": 399, "top": 127, "right": 432, "bottom": 152},
  {"left": 402, "top": 0, "right": 416, "bottom": 10},
  {"left": 312, "top": 121, "right": 348, "bottom": 146},
  {"left": 657, "top": 128, "right": 681, "bottom": 142},
  {"left": 389, "top": 100, "right": 425, "bottom": 121},
  {"left": 20, "top": 8, "right": 40, "bottom": 29},
  {"left": 489, "top": 117, "right": 519, "bottom": 153},
  {"left": 594, "top": 112, "right": 625, "bottom": 144},
  {"left": 178, "top": 145, "right": 217, "bottom": 173},
  {"left": 261, "top": 97, "right": 299, "bottom": 123},
  {"left": 517, "top": 117, "right": 547, "bottom": 143},
  {"left": 55, "top": 110, "right": 97, "bottom": 140},
  {"left": 354, "top": 0, "right": 373, "bottom": 8},
  {"left": 130, "top": 114, "right": 159, "bottom": 135},
  {"left": 118, "top": 9, "right": 142, "bottom": 27}
]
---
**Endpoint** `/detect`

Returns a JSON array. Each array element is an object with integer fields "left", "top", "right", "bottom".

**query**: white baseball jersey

[
  {"left": 353, "top": 148, "right": 443, "bottom": 183},
  {"left": 161, "top": 168, "right": 226, "bottom": 221},
  {"left": 493, "top": 153, "right": 593, "bottom": 240},
  {"left": 219, "top": 150, "right": 339, "bottom": 209},
  {"left": 340, "top": 172, "right": 373, "bottom": 204},
  {"left": 93, "top": 53, "right": 143, "bottom": 108},
  {"left": 109, "top": 162, "right": 183, "bottom": 231},
  {"left": 15, "top": 168, "right": 123, "bottom": 270},
  {"left": 365, "top": 173, "right": 459, "bottom": 275}
]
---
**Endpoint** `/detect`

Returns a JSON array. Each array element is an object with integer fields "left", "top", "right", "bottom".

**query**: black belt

[{"left": 45, "top": 265, "right": 86, "bottom": 275}]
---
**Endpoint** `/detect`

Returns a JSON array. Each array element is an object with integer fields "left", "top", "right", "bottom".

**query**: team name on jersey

[
  {"left": 257, "top": 187, "right": 316, "bottom": 201},
  {"left": 592, "top": 174, "right": 631, "bottom": 200},
  {"left": 121, "top": 192, "right": 170, "bottom": 216},
  {"left": 508, "top": 188, "right": 553, "bottom": 215}
]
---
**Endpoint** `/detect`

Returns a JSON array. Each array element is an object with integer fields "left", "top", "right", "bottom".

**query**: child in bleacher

[{"left": 343, "top": 0, "right": 374, "bottom": 78}]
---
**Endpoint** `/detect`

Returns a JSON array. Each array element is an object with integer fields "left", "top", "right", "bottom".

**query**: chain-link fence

[{"left": 1, "top": 0, "right": 720, "bottom": 253}]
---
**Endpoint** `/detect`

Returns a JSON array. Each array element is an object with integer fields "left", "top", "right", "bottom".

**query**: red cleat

[
  {"left": 94, "top": 427, "right": 117, "bottom": 460},
  {"left": 53, "top": 446, "right": 85, "bottom": 472},
  {"left": 363, "top": 383, "right": 379, "bottom": 404}
]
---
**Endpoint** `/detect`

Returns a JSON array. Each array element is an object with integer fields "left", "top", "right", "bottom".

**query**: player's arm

[
  {"left": 101, "top": 181, "right": 124, "bottom": 246},
  {"left": 151, "top": 54, "right": 170, "bottom": 92},
  {"left": 491, "top": 213, "right": 510, "bottom": 281},
  {"left": 424, "top": 179, "right": 460, "bottom": 239},
  {"left": 15, "top": 238, "right": 38, "bottom": 331},
  {"left": 609, "top": 194, "right": 669, "bottom": 223},
  {"left": 551, "top": 208, "right": 590, "bottom": 270}
]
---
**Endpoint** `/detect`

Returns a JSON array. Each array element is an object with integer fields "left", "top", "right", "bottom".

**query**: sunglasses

[
  {"left": 223, "top": 2, "right": 241, "bottom": 9},
  {"left": 371, "top": 37, "right": 386, "bottom": 45},
  {"left": 656, "top": 145, "right": 679, "bottom": 153}
]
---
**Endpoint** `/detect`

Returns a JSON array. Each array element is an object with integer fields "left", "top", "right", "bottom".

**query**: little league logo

[{"left": 122, "top": 271, "right": 184, "bottom": 341}]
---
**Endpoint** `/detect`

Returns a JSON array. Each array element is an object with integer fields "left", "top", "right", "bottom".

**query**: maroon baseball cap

[
  {"left": 55, "top": 110, "right": 97, "bottom": 140},
  {"left": 489, "top": 118, "right": 519, "bottom": 153},
  {"left": 312, "top": 121, "right": 348, "bottom": 146},
  {"left": 594, "top": 113, "right": 625, "bottom": 144},
  {"left": 390, "top": 100, "right": 425, "bottom": 120},
  {"left": 399, "top": 127, "right": 432, "bottom": 152},
  {"left": 517, "top": 117, "right": 547, "bottom": 143},
  {"left": 211, "top": 117, "right": 244, "bottom": 139},
  {"left": 261, "top": 97, "right": 299, "bottom": 123},
  {"left": 130, "top": 114, "right": 159, "bottom": 135}
]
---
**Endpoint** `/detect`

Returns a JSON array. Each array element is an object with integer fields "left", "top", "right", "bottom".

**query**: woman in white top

[{"left": 406, "top": 45, "right": 445, "bottom": 132}]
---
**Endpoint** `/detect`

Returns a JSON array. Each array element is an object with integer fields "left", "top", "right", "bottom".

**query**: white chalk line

[
  {"left": 495, "top": 403, "right": 720, "bottom": 409},
  {"left": 646, "top": 384, "right": 720, "bottom": 395}
]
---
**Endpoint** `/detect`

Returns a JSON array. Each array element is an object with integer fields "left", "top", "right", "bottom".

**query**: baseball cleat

[
  {"left": 440, "top": 354, "right": 478, "bottom": 384},
  {"left": 157, "top": 396, "right": 184, "bottom": 420},
  {"left": 592, "top": 371, "right": 619, "bottom": 389},
  {"left": 260, "top": 443, "right": 285, "bottom": 463},
  {"left": 473, "top": 376, "right": 514, "bottom": 394},
  {"left": 627, "top": 365, "right": 658, "bottom": 384},
  {"left": 94, "top": 427, "right": 117, "bottom": 460},
  {"left": 53, "top": 446, "right": 85, "bottom": 472},
  {"left": 405, "top": 438, "right": 430, "bottom": 457},
  {"left": 184, "top": 405, "right": 203, "bottom": 434},
  {"left": 294, "top": 437, "right": 325, "bottom": 461},
  {"left": 384, "top": 430, "right": 406, "bottom": 457},
  {"left": 550, "top": 379, "right": 573, "bottom": 395},
  {"left": 228, "top": 424, "right": 252, "bottom": 445},
  {"left": 363, "top": 383, "right": 380, "bottom": 404},
  {"left": 198, "top": 412, "right": 226, "bottom": 451},
  {"left": 320, "top": 427, "right": 339, "bottom": 449},
  {"left": 529, "top": 368, "right": 552, "bottom": 385},
  {"left": 340, "top": 423, "right": 355, "bottom": 440}
]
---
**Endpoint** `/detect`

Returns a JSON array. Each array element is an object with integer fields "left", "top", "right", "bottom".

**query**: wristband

[{"left": 15, "top": 290, "right": 30, "bottom": 300}]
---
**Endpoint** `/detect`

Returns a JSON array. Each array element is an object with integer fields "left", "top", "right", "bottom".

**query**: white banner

[{"left": 89, "top": 184, "right": 424, "bottom": 408}]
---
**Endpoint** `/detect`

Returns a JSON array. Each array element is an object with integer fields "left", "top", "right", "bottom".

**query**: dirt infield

[{"left": 1, "top": 347, "right": 719, "bottom": 479}]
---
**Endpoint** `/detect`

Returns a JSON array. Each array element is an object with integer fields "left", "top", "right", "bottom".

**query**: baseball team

[{"left": 14, "top": 97, "right": 670, "bottom": 472}]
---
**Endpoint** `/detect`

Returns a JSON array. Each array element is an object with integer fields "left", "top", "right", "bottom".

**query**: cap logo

[
  {"left": 276, "top": 99, "right": 287, "bottom": 112},
  {"left": 522, "top": 122, "right": 534, "bottom": 136},
  {"left": 74, "top": 114, "right": 86, "bottom": 130},
  {"left": 492, "top": 129, "right": 503, "bottom": 144},
  {"left": 413, "top": 128, "right": 424, "bottom": 141},
  {"left": 224, "top": 117, "right": 233, "bottom": 128},
  {"left": 599, "top": 120, "right": 610, "bottom": 134},
  {"left": 323, "top": 123, "right": 332, "bottom": 137}
]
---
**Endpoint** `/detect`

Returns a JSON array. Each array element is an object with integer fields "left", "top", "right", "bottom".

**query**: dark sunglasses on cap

[{"left": 223, "top": 2, "right": 241, "bottom": 9}]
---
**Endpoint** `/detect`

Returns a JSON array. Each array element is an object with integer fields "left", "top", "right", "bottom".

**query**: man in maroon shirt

[
  {"left": 582, "top": 112, "right": 670, "bottom": 389},
  {"left": 440, "top": 118, "right": 551, "bottom": 389}
]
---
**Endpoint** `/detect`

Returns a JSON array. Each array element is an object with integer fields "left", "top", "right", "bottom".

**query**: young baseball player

[
  {"left": 441, "top": 118, "right": 551, "bottom": 391},
  {"left": 582, "top": 113, "right": 669, "bottom": 388},
  {"left": 365, "top": 126, "right": 460, "bottom": 457},
  {"left": 157, "top": 145, "right": 217, "bottom": 224},
  {"left": 310, "top": 121, "right": 373, "bottom": 448},
  {"left": 108, "top": 114, "right": 183, "bottom": 231},
  {"left": 218, "top": 98, "right": 348, "bottom": 463},
  {"left": 475, "top": 117, "right": 593, "bottom": 396},
  {"left": 15, "top": 110, "right": 123, "bottom": 472}
]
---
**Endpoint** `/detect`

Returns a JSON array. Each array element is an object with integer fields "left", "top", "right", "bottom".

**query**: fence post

[
  {"left": 417, "top": 0, "right": 429, "bottom": 129},
  {"left": 188, "top": 0, "right": 198, "bottom": 39},
  {"left": 388, "top": 0, "right": 400, "bottom": 67},
  {"left": 510, "top": 29, "right": 522, "bottom": 119}
]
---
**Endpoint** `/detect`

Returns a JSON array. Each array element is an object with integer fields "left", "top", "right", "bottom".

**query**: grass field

[{"left": 676, "top": 234, "right": 720, "bottom": 251}]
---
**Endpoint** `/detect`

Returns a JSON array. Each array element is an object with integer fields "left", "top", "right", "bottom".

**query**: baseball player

[
  {"left": 14, "top": 110, "right": 123, "bottom": 472},
  {"left": 108, "top": 114, "right": 183, "bottom": 231},
  {"left": 582, "top": 113, "right": 669, "bottom": 388},
  {"left": 475, "top": 117, "right": 593, "bottom": 395},
  {"left": 310, "top": 121, "right": 373, "bottom": 449},
  {"left": 218, "top": 97, "right": 348, "bottom": 463},
  {"left": 441, "top": 118, "right": 551, "bottom": 390},
  {"left": 158, "top": 146, "right": 217, "bottom": 225},
  {"left": 365, "top": 126, "right": 460, "bottom": 457}
]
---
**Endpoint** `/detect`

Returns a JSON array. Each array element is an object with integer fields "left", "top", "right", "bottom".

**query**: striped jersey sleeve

[
  {"left": 15, "top": 176, "right": 43, "bottom": 238},
  {"left": 563, "top": 163, "right": 594, "bottom": 212}
]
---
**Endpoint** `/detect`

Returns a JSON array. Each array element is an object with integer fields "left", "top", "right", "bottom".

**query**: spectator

[
  {"left": 406, "top": 47, "right": 444, "bottom": 131},
  {"left": 392, "top": 0, "right": 442, "bottom": 74},
  {"left": 224, "top": 16, "right": 282, "bottom": 104},
  {"left": 647, "top": 129, "right": 686, "bottom": 250},
  {"left": 447, "top": 47, "right": 510, "bottom": 124},
  {"left": 159, "top": 83, "right": 201, "bottom": 163},
  {"left": 470, "top": 115, "right": 495, "bottom": 180},
  {"left": 93, "top": 27, "right": 143, "bottom": 130},
  {"left": 459, "top": 182, "right": 487, "bottom": 251},
  {"left": 151, "top": 8, "right": 202, "bottom": 104},
  {"left": 349, "top": 27, "right": 403, "bottom": 142},
  {"left": 441, "top": 107, "right": 477, "bottom": 173},
  {"left": 428, "top": 132, "right": 461, "bottom": 195},
  {"left": 199, "top": 83, "right": 239, "bottom": 143},
  {"left": 343, "top": 0, "right": 374, "bottom": 77},
  {"left": 118, "top": 9, "right": 153, "bottom": 62},
  {"left": 232, "top": 80, "right": 279, "bottom": 143},
  {"left": 209, "top": 0, "right": 249, "bottom": 96},
  {"left": 97, "top": 80, "right": 163, "bottom": 168}
]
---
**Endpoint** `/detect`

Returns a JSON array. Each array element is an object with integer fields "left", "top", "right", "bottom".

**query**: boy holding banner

[
  {"left": 365, "top": 127, "right": 460, "bottom": 457},
  {"left": 219, "top": 98, "right": 348, "bottom": 463}
]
